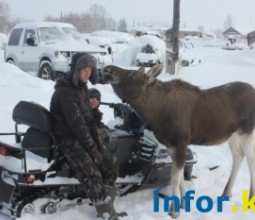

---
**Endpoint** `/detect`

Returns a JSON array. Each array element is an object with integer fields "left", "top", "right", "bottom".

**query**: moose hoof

[
  {"left": 180, "top": 199, "right": 185, "bottom": 209},
  {"left": 169, "top": 211, "right": 179, "bottom": 219},
  {"left": 222, "top": 191, "right": 232, "bottom": 198}
]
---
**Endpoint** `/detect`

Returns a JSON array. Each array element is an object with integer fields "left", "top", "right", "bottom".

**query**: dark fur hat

[
  {"left": 69, "top": 53, "right": 98, "bottom": 86},
  {"left": 88, "top": 88, "right": 101, "bottom": 101}
]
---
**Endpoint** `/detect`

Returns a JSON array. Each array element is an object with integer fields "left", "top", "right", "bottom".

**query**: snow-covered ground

[{"left": 1, "top": 38, "right": 255, "bottom": 220}]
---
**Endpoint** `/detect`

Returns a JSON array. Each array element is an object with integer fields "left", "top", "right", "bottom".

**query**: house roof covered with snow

[{"left": 223, "top": 26, "right": 255, "bottom": 36}]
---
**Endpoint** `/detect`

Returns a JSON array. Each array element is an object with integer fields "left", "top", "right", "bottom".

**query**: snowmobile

[{"left": 0, "top": 101, "right": 197, "bottom": 218}]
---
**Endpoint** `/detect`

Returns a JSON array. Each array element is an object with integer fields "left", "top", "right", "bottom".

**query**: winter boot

[{"left": 94, "top": 185, "right": 127, "bottom": 220}]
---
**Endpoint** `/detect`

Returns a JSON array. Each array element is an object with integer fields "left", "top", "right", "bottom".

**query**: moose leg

[
  {"left": 240, "top": 133, "right": 255, "bottom": 199},
  {"left": 180, "top": 175, "right": 186, "bottom": 209},
  {"left": 246, "top": 154, "right": 255, "bottom": 199},
  {"left": 222, "top": 133, "right": 244, "bottom": 197},
  {"left": 168, "top": 144, "right": 187, "bottom": 218}
]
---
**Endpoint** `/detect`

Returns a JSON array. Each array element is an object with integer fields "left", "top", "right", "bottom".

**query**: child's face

[{"left": 89, "top": 97, "right": 100, "bottom": 109}]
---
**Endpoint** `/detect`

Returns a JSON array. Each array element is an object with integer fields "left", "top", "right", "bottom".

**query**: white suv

[{"left": 4, "top": 22, "right": 112, "bottom": 80}]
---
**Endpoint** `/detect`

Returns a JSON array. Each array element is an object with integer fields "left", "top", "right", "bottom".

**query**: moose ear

[
  {"left": 146, "top": 64, "right": 163, "bottom": 84},
  {"left": 137, "top": 66, "right": 145, "bottom": 74},
  {"left": 102, "top": 65, "right": 111, "bottom": 74}
]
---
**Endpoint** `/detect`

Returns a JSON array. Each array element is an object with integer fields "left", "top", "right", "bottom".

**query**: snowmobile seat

[
  {"left": 21, "top": 127, "right": 54, "bottom": 159},
  {"left": 12, "top": 101, "right": 55, "bottom": 159},
  {"left": 12, "top": 101, "right": 53, "bottom": 132}
]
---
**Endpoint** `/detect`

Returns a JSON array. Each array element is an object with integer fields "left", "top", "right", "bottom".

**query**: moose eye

[{"left": 106, "top": 68, "right": 114, "bottom": 74}]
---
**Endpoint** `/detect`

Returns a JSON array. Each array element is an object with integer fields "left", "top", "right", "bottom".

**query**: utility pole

[{"left": 166, "top": 0, "right": 180, "bottom": 74}]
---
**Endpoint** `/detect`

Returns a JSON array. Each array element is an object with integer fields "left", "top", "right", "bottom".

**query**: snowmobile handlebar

[
  {"left": 0, "top": 132, "right": 25, "bottom": 143},
  {"left": 100, "top": 102, "right": 117, "bottom": 108},
  {"left": 0, "top": 132, "right": 24, "bottom": 136},
  {"left": 100, "top": 102, "right": 131, "bottom": 120}
]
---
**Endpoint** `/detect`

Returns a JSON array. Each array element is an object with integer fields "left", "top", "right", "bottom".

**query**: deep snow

[{"left": 1, "top": 38, "right": 255, "bottom": 220}]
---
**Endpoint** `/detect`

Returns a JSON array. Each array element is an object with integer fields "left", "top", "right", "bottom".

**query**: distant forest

[
  {"left": 0, "top": 1, "right": 128, "bottom": 33},
  {"left": 0, "top": 0, "right": 232, "bottom": 38}
]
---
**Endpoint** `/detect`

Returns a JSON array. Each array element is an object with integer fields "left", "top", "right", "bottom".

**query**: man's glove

[
  {"left": 98, "top": 128, "right": 112, "bottom": 144},
  {"left": 90, "top": 145, "right": 103, "bottom": 165}
]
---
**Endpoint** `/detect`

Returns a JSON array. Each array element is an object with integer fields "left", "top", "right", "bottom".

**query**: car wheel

[
  {"left": 38, "top": 61, "right": 55, "bottom": 80},
  {"left": 7, "top": 59, "right": 15, "bottom": 65}
]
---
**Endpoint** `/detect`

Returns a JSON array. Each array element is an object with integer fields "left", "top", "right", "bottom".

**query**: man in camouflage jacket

[{"left": 50, "top": 53, "right": 126, "bottom": 219}]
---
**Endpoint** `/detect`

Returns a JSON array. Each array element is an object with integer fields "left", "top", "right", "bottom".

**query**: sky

[
  {"left": 1, "top": 38, "right": 255, "bottom": 219},
  {"left": 5, "top": 0, "right": 255, "bottom": 31}
]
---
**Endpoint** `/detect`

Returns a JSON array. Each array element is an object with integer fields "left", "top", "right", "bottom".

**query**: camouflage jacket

[{"left": 50, "top": 78, "right": 101, "bottom": 153}]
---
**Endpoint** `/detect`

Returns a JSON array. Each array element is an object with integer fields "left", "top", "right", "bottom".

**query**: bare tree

[
  {"left": 88, "top": 4, "right": 106, "bottom": 30},
  {"left": 214, "top": 28, "right": 224, "bottom": 39},
  {"left": 44, "top": 4, "right": 116, "bottom": 33},
  {"left": 0, "top": 0, "right": 11, "bottom": 33},
  {"left": 224, "top": 14, "right": 233, "bottom": 29},
  {"left": 166, "top": 0, "right": 180, "bottom": 74},
  {"left": 171, "top": 0, "right": 180, "bottom": 62},
  {"left": 87, "top": 4, "right": 116, "bottom": 31},
  {"left": 198, "top": 25, "right": 204, "bottom": 34},
  {"left": 0, "top": 1, "right": 25, "bottom": 33},
  {"left": 118, "top": 19, "right": 127, "bottom": 32}
]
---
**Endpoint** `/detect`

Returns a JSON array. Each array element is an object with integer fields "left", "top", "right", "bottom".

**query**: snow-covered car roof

[
  {"left": 13, "top": 22, "right": 75, "bottom": 29},
  {"left": 82, "top": 34, "right": 113, "bottom": 46},
  {"left": 91, "top": 30, "right": 134, "bottom": 43}
]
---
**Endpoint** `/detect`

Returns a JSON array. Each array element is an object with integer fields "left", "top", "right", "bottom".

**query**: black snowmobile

[{"left": 0, "top": 101, "right": 197, "bottom": 218}]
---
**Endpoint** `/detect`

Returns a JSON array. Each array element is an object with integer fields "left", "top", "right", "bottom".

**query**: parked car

[
  {"left": 91, "top": 30, "right": 133, "bottom": 56},
  {"left": 4, "top": 22, "right": 112, "bottom": 80},
  {"left": 136, "top": 44, "right": 161, "bottom": 67},
  {"left": 133, "top": 35, "right": 165, "bottom": 67},
  {"left": 82, "top": 34, "right": 113, "bottom": 55}
]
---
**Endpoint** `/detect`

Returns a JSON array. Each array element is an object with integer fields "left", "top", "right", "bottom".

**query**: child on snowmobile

[{"left": 88, "top": 88, "right": 112, "bottom": 144}]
